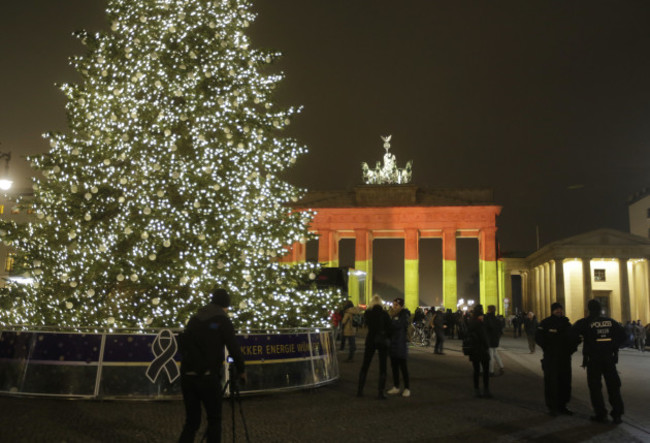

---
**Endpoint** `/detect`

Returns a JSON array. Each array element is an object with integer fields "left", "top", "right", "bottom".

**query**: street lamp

[{"left": 0, "top": 152, "right": 12, "bottom": 191}]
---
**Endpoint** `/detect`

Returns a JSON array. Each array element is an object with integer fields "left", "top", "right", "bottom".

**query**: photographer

[{"left": 178, "top": 288, "right": 246, "bottom": 443}]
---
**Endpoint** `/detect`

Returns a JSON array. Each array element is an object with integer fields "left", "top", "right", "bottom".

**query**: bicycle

[{"left": 410, "top": 323, "right": 432, "bottom": 347}]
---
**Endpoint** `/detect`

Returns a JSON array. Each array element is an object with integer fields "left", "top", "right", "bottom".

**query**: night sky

[{"left": 3, "top": 1, "right": 650, "bottom": 302}]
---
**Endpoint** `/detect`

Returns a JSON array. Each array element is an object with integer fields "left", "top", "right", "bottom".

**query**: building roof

[
  {"left": 627, "top": 188, "right": 650, "bottom": 205},
  {"left": 296, "top": 185, "right": 495, "bottom": 208},
  {"left": 524, "top": 228, "right": 650, "bottom": 266}
]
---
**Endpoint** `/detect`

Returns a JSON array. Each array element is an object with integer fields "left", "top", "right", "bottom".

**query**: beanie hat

[
  {"left": 210, "top": 288, "right": 231, "bottom": 308},
  {"left": 551, "top": 302, "right": 563, "bottom": 312},
  {"left": 587, "top": 299, "right": 601, "bottom": 315}
]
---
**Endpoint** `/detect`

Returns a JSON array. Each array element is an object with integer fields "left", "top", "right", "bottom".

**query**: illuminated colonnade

[{"left": 503, "top": 229, "right": 650, "bottom": 324}]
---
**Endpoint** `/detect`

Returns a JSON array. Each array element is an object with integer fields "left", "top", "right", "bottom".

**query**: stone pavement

[{"left": 1, "top": 332, "right": 649, "bottom": 442}]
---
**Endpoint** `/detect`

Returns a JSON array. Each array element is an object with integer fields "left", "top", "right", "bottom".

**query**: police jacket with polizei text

[
  {"left": 534, "top": 315, "right": 576, "bottom": 360},
  {"left": 571, "top": 315, "right": 626, "bottom": 362},
  {"left": 179, "top": 303, "right": 245, "bottom": 376}
]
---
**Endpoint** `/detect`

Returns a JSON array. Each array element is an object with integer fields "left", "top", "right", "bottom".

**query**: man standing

[
  {"left": 467, "top": 305, "right": 492, "bottom": 398},
  {"left": 516, "top": 312, "right": 525, "bottom": 338},
  {"left": 485, "top": 305, "right": 504, "bottom": 376},
  {"left": 432, "top": 308, "right": 446, "bottom": 355},
  {"left": 524, "top": 312, "right": 538, "bottom": 353},
  {"left": 340, "top": 300, "right": 362, "bottom": 362},
  {"left": 511, "top": 313, "right": 520, "bottom": 338},
  {"left": 178, "top": 288, "right": 246, "bottom": 442},
  {"left": 634, "top": 320, "right": 646, "bottom": 352},
  {"left": 572, "top": 299, "right": 626, "bottom": 424},
  {"left": 535, "top": 302, "right": 576, "bottom": 416}
]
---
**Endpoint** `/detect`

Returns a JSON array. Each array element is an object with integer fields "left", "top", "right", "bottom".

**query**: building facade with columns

[
  {"left": 502, "top": 229, "right": 650, "bottom": 324},
  {"left": 282, "top": 185, "right": 502, "bottom": 314}
]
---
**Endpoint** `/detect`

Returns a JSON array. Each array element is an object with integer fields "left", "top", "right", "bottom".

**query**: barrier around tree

[{"left": 0, "top": 327, "right": 338, "bottom": 399}]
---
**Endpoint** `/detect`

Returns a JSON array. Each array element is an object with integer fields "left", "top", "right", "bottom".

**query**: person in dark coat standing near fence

[
  {"left": 467, "top": 304, "right": 492, "bottom": 398},
  {"left": 572, "top": 299, "right": 626, "bottom": 424},
  {"left": 357, "top": 295, "right": 392, "bottom": 399},
  {"left": 178, "top": 288, "right": 246, "bottom": 443},
  {"left": 386, "top": 297, "right": 411, "bottom": 397},
  {"left": 535, "top": 302, "right": 576, "bottom": 417}
]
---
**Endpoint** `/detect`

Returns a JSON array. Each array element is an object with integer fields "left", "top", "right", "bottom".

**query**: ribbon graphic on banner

[{"left": 145, "top": 329, "right": 180, "bottom": 384}]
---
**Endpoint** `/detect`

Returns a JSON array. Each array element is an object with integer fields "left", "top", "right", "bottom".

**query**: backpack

[
  {"left": 352, "top": 313, "right": 364, "bottom": 328},
  {"left": 462, "top": 333, "right": 475, "bottom": 356}
]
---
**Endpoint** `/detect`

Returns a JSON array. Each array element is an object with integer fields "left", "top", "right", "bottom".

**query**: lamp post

[{"left": 0, "top": 151, "right": 12, "bottom": 191}]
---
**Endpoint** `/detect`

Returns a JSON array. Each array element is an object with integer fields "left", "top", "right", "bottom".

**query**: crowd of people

[
  {"left": 171, "top": 287, "right": 646, "bottom": 441},
  {"left": 332, "top": 296, "right": 645, "bottom": 426},
  {"left": 623, "top": 319, "right": 647, "bottom": 351}
]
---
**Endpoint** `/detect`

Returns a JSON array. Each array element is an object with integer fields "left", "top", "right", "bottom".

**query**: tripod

[{"left": 220, "top": 365, "right": 251, "bottom": 443}]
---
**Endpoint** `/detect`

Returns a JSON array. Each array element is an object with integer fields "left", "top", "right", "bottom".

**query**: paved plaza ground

[{"left": 0, "top": 331, "right": 649, "bottom": 442}]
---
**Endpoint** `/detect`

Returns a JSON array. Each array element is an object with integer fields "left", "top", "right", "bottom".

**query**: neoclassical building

[{"left": 502, "top": 229, "right": 650, "bottom": 324}]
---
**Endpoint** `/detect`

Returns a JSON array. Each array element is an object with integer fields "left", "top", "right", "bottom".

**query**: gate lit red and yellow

[{"left": 281, "top": 204, "right": 502, "bottom": 314}]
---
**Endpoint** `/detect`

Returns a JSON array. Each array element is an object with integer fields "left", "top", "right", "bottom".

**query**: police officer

[
  {"left": 572, "top": 299, "right": 626, "bottom": 424},
  {"left": 178, "top": 288, "right": 246, "bottom": 442},
  {"left": 535, "top": 302, "right": 576, "bottom": 416}
]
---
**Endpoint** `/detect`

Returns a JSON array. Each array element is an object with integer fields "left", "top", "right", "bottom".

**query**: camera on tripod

[
  {"left": 222, "top": 355, "right": 250, "bottom": 442},
  {"left": 226, "top": 356, "right": 240, "bottom": 392}
]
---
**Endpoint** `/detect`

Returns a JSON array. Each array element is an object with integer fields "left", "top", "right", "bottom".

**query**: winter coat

[
  {"left": 331, "top": 311, "right": 342, "bottom": 328},
  {"left": 179, "top": 303, "right": 245, "bottom": 376},
  {"left": 341, "top": 306, "right": 362, "bottom": 337},
  {"left": 364, "top": 305, "right": 392, "bottom": 348},
  {"left": 634, "top": 322, "right": 645, "bottom": 339},
  {"left": 484, "top": 312, "right": 503, "bottom": 348},
  {"left": 433, "top": 312, "right": 445, "bottom": 333},
  {"left": 524, "top": 316, "right": 538, "bottom": 335},
  {"left": 389, "top": 308, "right": 411, "bottom": 359},
  {"left": 534, "top": 314, "right": 576, "bottom": 361},
  {"left": 467, "top": 317, "right": 490, "bottom": 363}
]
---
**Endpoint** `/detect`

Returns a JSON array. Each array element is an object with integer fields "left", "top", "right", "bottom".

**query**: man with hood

[
  {"left": 535, "top": 302, "right": 576, "bottom": 416},
  {"left": 572, "top": 299, "right": 626, "bottom": 424},
  {"left": 178, "top": 288, "right": 246, "bottom": 442}
]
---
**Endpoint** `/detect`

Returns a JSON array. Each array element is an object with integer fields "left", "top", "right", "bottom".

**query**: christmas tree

[{"left": 0, "top": 0, "right": 340, "bottom": 330}]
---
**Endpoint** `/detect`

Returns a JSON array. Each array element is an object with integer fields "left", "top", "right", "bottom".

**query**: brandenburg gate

[{"left": 281, "top": 137, "right": 502, "bottom": 314}]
